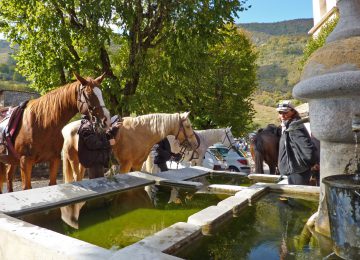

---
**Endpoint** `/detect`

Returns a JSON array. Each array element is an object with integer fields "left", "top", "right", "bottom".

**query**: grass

[{"left": 252, "top": 101, "right": 280, "bottom": 128}]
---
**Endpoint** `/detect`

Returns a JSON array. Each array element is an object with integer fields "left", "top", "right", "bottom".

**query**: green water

[
  {"left": 177, "top": 193, "right": 339, "bottom": 260},
  {"left": 24, "top": 187, "right": 228, "bottom": 249}
]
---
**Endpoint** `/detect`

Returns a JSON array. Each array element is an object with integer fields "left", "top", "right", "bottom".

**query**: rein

[
  {"left": 188, "top": 132, "right": 201, "bottom": 161},
  {"left": 221, "top": 128, "right": 244, "bottom": 157},
  {"left": 176, "top": 131, "right": 201, "bottom": 165},
  {"left": 221, "top": 128, "right": 236, "bottom": 149}
]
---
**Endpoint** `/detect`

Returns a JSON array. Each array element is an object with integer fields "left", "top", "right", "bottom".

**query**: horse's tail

[
  {"left": 254, "top": 149, "right": 264, "bottom": 174},
  {"left": 253, "top": 131, "right": 266, "bottom": 174}
]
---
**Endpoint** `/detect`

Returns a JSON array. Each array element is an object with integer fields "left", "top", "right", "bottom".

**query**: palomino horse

[
  {"left": 62, "top": 112, "right": 198, "bottom": 182},
  {"left": 0, "top": 73, "right": 111, "bottom": 192},
  {"left": 143, "top": 127, "right": 236, "bottom": 173},
  {"left": 250, "top": 124, "right": 281, "bottom": 175}
]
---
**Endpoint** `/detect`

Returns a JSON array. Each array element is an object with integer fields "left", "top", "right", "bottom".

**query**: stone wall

[{"left": 0, "top": 90, "right": 40, "bottom": 107}]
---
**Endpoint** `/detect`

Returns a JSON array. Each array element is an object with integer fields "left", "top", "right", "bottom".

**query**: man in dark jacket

[
  {"left": 78, "top": 115, "right": 121, "bottom": 179},
  {"left": 153, "top": 137, "right": 182, "bottom": 172},
  {"left": 277, "top": 100, "right": 318, "bottom": 185}
]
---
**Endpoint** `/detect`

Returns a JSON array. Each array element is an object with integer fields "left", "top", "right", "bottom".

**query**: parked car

[
  {"left": 202, "top": 149, "right": 228, "bottom": 170},
  {"left": 209, "top": 143, "right": 251, "bottom": 174}
]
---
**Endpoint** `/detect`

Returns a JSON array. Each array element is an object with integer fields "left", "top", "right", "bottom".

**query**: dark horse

[
  {"left": 0, "top": 73, "right": 111, "bottom": 192},
  {"left": 250, "top": 124, "right": 281, "bottom": 175}
]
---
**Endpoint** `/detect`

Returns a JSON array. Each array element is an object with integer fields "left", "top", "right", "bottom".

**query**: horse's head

[
  {"left": 75, "top": 73, "right": 111, "bottom": 129},
  {"left": 176, "top": 111, "right": 198, "bottom": 150},
  {"left": 221, "top": 126, "right": 236, "bottom": 148}
]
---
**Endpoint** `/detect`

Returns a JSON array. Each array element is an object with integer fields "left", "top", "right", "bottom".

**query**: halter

[
  {"left": 175, "top": 115, "right": 196, "bottom": 149},
  {"left": 176, "top": 131, "right": 201, "bottom": 164},
  {"left": 221, "top": 128, "right": 236, "bottom": 149},
  {"left": 77, "top": 85, "right": 107, "bottom": 123}
]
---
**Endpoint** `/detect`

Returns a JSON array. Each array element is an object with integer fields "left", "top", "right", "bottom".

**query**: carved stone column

[{"left": 293, "top": 0, "right": 360, "bottom": 236}]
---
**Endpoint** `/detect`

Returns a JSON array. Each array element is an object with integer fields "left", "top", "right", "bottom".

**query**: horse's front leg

[
  {"left": 20, "top": 156, "right": 34, "bottom": 190},
  {"left": 120, "top": 162, "right": 132, "bottom": 173},
  {"left": 49, "top": 157, "right": 61, "bottom": 185},
  {"left": 6, "top": 164, "right": 17, "bottom": 192}
]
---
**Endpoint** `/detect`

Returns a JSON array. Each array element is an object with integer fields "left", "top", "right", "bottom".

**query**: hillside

[
  {"left": 252, "top": 101, "right": 279, "bottom": 127},
  {"left": 238, "top": 19, "right": 313, "bottom": 36},
  {"left": 237, "top": 19, "right": 313, "bottom": 128},
  {"left": 238, "top": 19, "right": 312, "bottom": 108}
]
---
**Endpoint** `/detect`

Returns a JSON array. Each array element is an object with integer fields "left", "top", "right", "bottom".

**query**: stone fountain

[{"left": 293, "top": 0, "right": 360, "bottom": 258}]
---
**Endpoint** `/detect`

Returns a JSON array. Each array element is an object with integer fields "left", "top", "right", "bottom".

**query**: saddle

[{"left": 0, "top": 101, "right": 28, "bottom": 159}]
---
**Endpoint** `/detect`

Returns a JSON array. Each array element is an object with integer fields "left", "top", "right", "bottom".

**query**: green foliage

[
  {"left": 130, "top": 26, "right": 257, "bottom": 136},
  {"left": 0, "top": 0, "right": 257, "bottom": 134},
  {"left": 0, "top": 0, "right": 251, "bottom": 117},
  {"left": 301, "top": 14, "right": 339, "bottom": 67}
]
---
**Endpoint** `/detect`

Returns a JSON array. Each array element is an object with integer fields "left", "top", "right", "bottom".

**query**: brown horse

[
  {"left": 62, "top": 112, "right": 198, "bottom": 182},
  {"left": 250, "top": 124, "right": 281, "bottom": 175},
  {"left": 0, "top": 73, "right": 111, "bottom": 192}
]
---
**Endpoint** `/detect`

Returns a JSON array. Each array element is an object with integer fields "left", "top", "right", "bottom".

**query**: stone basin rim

[
  {"left": 293, "top": 70, "right": 360, "bottom": 99},
  {"left": 322, "top": 174, "right": 360, "bottom": 189}
]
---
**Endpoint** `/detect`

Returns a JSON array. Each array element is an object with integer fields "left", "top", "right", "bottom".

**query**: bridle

[
  {"left": 77, "top": 84, "right": 107, "bottom": 124},
  {"left": 221, "top": 128, "right": 236, "bottom": 149},
  {"left": 222, "top": 128, "right": 245, "bottom": 157},
  {"left": 173, "top": 115, "right": 198, "bottom": 163},
  {"left": 175, "top": 115, "right": 196, "bottom": 149}
]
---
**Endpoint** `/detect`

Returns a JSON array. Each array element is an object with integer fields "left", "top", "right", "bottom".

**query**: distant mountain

[
  {"left": 237, "top": 18, "right": 313, "bottom": 36},
  {"left": 237, "top": 19, "right": 312, "bottom": 105}
]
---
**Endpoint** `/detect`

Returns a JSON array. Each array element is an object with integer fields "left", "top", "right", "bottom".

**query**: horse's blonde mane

[
  {"left": 124, "top": 113, "right": 181, "bottom": 138},
  {"left": 27, "top": 81, "right": 78, "bottom": 128}
]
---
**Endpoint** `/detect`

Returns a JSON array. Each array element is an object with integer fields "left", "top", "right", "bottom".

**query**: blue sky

[{"left": 236, "top": 0, "right": 313, "bottom": 23}]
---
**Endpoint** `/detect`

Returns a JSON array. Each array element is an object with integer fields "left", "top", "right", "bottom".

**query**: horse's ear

[
  {"left": 181, "top": 111, "right": 190, "bottom": 118},
  {"left": 228, "top": 126, "right": 232, "bottom": 130},
  {"left": 74, "top": 73, "right": 88, "bottom": 86},
  {"left": 95, "top": 72, "right": 106, "bottom": 84}
]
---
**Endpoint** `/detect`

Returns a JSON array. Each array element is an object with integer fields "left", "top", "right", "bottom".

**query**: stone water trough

[{"left": 0, "top": 166, "right": 319, "bottom": 259}]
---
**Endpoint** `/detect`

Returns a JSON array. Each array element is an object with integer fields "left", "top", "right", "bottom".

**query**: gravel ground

[{"left": 4, "top": 176, "right": 65, "bottom": 193}]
